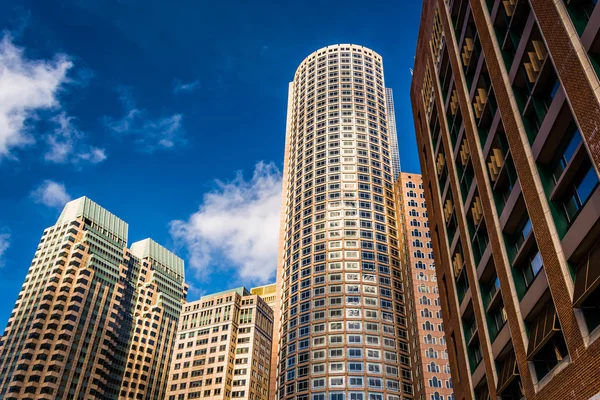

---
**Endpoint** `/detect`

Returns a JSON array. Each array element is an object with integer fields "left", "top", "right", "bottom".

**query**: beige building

[
  {"left": 251, "top": 283, "right": 277, "bottom": 310},
  {"left": 0, "top": 197, "right": 187, "bottom": 400},
  {"left": 167, "top": 287, "right": 273, "bottom": 400},
  {"left": 395, "top": 173, "right": 453, "bottom": 400},
  {"left": 271, "top": 44, "right": 414, "bottom": 400}
]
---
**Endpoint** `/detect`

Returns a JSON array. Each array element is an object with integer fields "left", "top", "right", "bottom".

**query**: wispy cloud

[
  {"left": 0, "top": 231, "right": 10, "bottom": 268},
  {"left": 31, "top": 180, "right": 72, "bottom": 209},
  {"left": 173, "top": 79, "right": 200, "bottom": 94},
  {"left": 170, "top": 161, "right": 282, "bottom": 284},
  {"left": 104, "top": 87, "right": 185, "bottom": 152},
  {"left": 186, "top": 282, "right": 206, "bottom": 301},
  {"left": 44, "top": 112, "right": 106, "bottom": 165},
  {"left": 0, "top": 33, "right": 72, "bottom": 160}
]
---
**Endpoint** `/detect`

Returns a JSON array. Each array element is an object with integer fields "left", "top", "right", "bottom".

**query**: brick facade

[{"left": 411, "top": 1, "right": 600, "bottom": 399}]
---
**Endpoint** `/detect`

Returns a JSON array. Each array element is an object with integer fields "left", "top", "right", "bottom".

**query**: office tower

[
  {"left": 386, "top": 88, "right": 401, "bottom": 180},
  {"left": 166, "top": 287, "right": 273, "bottom": 400},
  {"left": 0, "top": 197, "right": 187, "bottom": 400},
  {"left": 394, "top": 173, "right": 453, "bottom": 400},
  {"left": 251, "top": 283, "right": 278, "bottom": 310},
  {"left": 272, "top": 44, "right": 413, "bottom": 400},
  {"left": 411, "top": 1, "right": 600, "bottom": 399}
]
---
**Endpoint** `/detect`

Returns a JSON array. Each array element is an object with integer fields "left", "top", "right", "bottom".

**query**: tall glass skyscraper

[
  {"left": 0, "top": 197, "right": 187, "bottom": 400},
  {"left": 271, "top": 44, "right": 413, "bottom": 400}
]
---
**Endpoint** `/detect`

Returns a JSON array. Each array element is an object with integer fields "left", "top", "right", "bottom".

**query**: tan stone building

[
  {"left": 251, "top": 283, "right": 277, "bottom": 310},
  {"left": 395, "top": 173, "right": 453, "bottom": 400},
  {"left": 271, "top": 44, "right": 414, "bottom": 400},
  {"left": 411, "top": 0, "right": 600, "bottom": 399},
  {"left": 166, "top": 287, "right": 273, "bottom": 400},
  {"left": 0, "top": 197, "right": 187, "bottom": 399}
]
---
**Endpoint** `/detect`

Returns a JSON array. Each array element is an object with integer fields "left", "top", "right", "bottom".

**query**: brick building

[
  {"left": 395, "top": 173, "right": 454, "bottom": 400},
  {"left": 410, "top": 0, "right": 600, "bottom": 399}
]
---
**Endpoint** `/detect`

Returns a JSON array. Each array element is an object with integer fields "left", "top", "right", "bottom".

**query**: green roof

[
  {"left": 130, "top": 238, "right": 185, "bottom": 279},
  {"left": 56, "top": 197, "right": 128, "bottom": 244}
]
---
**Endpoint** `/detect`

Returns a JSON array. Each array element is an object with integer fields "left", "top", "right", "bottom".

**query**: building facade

[
  {"left": 411, "top": 1, "right": 600, "bottom": 399},
  {"left": 252, "top": 284, "right": 278, "bottom": 310},
  {"left": 166, "top": 287, "right": 273, "bottom": 400},
  {"left": 0, "top": 197, "right": 187, "bottom": 399},
  {"left": 271, "top": 44, "right": 413, "bottom": 400},
  {"left": 386, "top": 88, "right": 402, "bottom": 180},
  {"left": 395, "top": 173, "right": 453, "bottom": 400}
]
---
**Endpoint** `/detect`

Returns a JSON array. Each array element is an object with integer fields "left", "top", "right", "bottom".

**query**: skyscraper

[
  {"left": 411, "top": 1, "right": 600, "bottom": 399},
  {"left": 395, "top": 173, "right": 453, "bottom": 400},
  {"left": 0, "top": 197, "right": 187, "bottom": 400},
  {"left": 166, "top": 287, "right": 273, "bottom": 400},
  {"left": 271, "top": 44, "right": 413, "bottom": 400}
]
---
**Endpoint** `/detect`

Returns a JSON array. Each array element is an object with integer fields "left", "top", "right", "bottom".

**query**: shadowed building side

[{"left": 411, "top": 1, "right": 600, "bottom": 399}]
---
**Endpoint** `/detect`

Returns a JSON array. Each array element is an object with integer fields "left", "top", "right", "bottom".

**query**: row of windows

[
  {"left": 293, "top": 377, "right": 400, "bottom": 391},
  {"left": 287, "top": 334, "right": 398, "bottom": 353}
]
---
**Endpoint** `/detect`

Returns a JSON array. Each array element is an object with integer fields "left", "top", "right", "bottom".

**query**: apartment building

[
  {"left": 271, "top": 44, "right": 414, "bottom": 400},
  {"left": 411, "top": 0, "right": 600, "bottom": 399},
  {"left": 395, "top": 173, "right": 454, "bottom": 400},
  {"left": 167, "top": 287, "right": 273, "bottom": 400}
]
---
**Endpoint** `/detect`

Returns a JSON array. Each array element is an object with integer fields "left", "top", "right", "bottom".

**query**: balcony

[
  {"left": 511, "top": 25, "right": 561, "bottom": 143},
  {"left": 496, "top": 349, "right": 524, "bottom": 398},
  {"left": 489, "top": 0, "right": 531, "bottom": 69},
  {"left": 526, "top": 301, "right": 569, "bottom": 381},
  {"left": 573, "top": 241, "right": 600, "bottom": 333}
]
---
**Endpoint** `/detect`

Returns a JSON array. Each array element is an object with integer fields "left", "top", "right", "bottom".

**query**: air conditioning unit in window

[
  {"left": 473, "top": 87, "right": 488, "bottom": 119},
  {"left": 460, "top": 139, "right": 470, "bottom": 166},
  {"left": 450, "top": 90, "right": 459, "bottom": 116},
  {"left": 452, "top": 253, "right": 463, "bottom": 277},
  {"left": 444, "top": 199, "right": 453, "bottom": 223},
  {"left": 462, "top": 38, "right": 474, "bottom": 66},
  {"left": 503, "top": 0, "right": 517, "bottom": 17},
  {"left": 436, "top": 153, "right": 446, "bottom": 176},
  {"left": 471, "top": 196, "right": 483, "bottom": 225},
  {"left": 487, "top": 148, "right": 504, "bottom": 182}
]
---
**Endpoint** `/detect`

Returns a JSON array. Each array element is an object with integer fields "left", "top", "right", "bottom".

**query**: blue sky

[{"left": 0, "top": 0, "right": 423, "bottom": 329}]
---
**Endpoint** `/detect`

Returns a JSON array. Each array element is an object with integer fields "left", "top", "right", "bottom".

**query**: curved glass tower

[{"left": 272, "top": 44, "right": 412, "bottom": 400}]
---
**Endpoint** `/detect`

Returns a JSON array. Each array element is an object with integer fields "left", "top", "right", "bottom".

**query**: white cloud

[
  {"left": 0, "top": 232, "right": 10, "bottom": 267},
  {"left": 0, "top": 34, "right": 73, "bottom": 160},
  {"left": 44, "top": 112, "right": 106, "bottom": 165},
  {"left": 185, "top": 282, "right": 206, "bottom": 301},
  {"left": 31, "top": 180, "right": 72, "bottom": 209},
  {"left": 170, "top": 161, "right": 282, "bottom": 284},
  {"left": 173, "top": 79, "right": 200, "bottom": 93},
  {"left": 105, "top": 88, "right": 185, "bottom": 152}
]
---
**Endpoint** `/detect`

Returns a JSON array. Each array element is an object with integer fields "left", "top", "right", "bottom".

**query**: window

[
  {"left": 527, "top": 301, "right": 569, "bottom": 381},
  {"left": 429, "top": 376, "right": 442, "bottom": 388}
]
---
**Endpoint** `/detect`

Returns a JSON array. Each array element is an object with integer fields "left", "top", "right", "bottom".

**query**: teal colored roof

[
  {"left": 130, "top": 238, "right": 185, "bottom": 279},
  {"left": 56, "top": 197, "right": 129, "bottom": 244}
]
